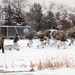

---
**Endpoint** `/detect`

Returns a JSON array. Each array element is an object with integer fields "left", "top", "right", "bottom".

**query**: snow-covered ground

[{"left": 0, "top": 38, "right": 75, "bottom": 75}]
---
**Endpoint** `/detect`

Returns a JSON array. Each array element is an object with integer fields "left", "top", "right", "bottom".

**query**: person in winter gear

[
  {"left": 37, "top": 33, "right": 46, "bottom": 48},
  {"left": 25, "top": 32, "right": 34, "bottom": 47},
  {"left": 0, "top": 37, "right": 5, "bottom": 53},
  {"left": 51, "top": 32, "right": 59, "bottom": 47},
  {"left": 9, "top": 34, "right": 20, "bottom": 50},
  {"left": 44, "top": 30, "right": 51, "bottom": 46},
  {"left": 13, "top": 34, "right": 19, "bottom": 50},
  {"left": 68, "top": 32, "right": 75, "bottom": 46},
  {"left": 58, "top": 34, "right": 68, "bottom": 49}
]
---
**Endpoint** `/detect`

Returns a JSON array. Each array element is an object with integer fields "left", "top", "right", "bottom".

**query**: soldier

[
  {"left": 68, "top": 32, "right": 75, "bottom": 46},
  {"left": 51, "top": 32, "right": 59, "bottom": 47},
  {"left": 37, "top": 33, "right": 46, "bottom": 48},
  {"left": 25, "top": 32, "right": 34, "bottom": 47},
  {"left": 44, "top": 30, "right": 51, "bottom": 46},
  {"left": 58, "top": 34, "right": 68, "bottom": 49},
  {"left": 9, "top": 34, "right": 20, "bottom": 50},
  {"left": 0, "top": 37, "right": 5, "bottom": 53}
]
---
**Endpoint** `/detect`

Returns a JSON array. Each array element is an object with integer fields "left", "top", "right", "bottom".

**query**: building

[{"left": 0, "top": 25, "right": 37, "bottom": 39}]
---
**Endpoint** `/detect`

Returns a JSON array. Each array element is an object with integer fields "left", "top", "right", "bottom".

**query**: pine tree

[
  {"left": 47, "top": 11, "right": 58, "bottom": 29},
  {"left": 29, "top": 3, "right": 43, "bottom": 31},
  {"left": 4, "top": 4, "right": 14, "bottom": 25}
]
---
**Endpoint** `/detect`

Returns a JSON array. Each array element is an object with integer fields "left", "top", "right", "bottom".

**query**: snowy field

[{"left": 0, "top": 38, "right": 75, "bottom": 75}]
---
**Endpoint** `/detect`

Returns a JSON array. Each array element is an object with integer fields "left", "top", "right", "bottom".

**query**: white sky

[
  {"left": 0, "top": 0, "right": 75, "bottom": 8},
  {"left": 29, "top": 0, "right": 75, "bottom": 8}
]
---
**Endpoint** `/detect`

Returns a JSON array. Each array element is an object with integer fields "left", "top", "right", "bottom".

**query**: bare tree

[
  {"left": 55, "top": 4, "right": 72, "bottom": 30},
  {"left": 48, "top": 1, "right": 55, "bottom": 12}
]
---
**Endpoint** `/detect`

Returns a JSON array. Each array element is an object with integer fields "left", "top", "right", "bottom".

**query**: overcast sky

[
  {"left": 29, "top": 0, "right": 75, "bottom": 8},
  {"left": 0, "top": 0, "right": 75, "bottom": 8}
]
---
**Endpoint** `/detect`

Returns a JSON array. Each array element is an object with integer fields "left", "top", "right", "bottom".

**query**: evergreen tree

[
  {"left": 29, "top": 3, "right": 43, "bottom": 31},
  {"left": 47, "top": 11, "right": 58, "bottom": 29},
  {"left": 4, "top": 5, "right": 14, "bottom": 25},
  {"left": 3, "top": 0, "right": 27, "bottom": 26}
]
